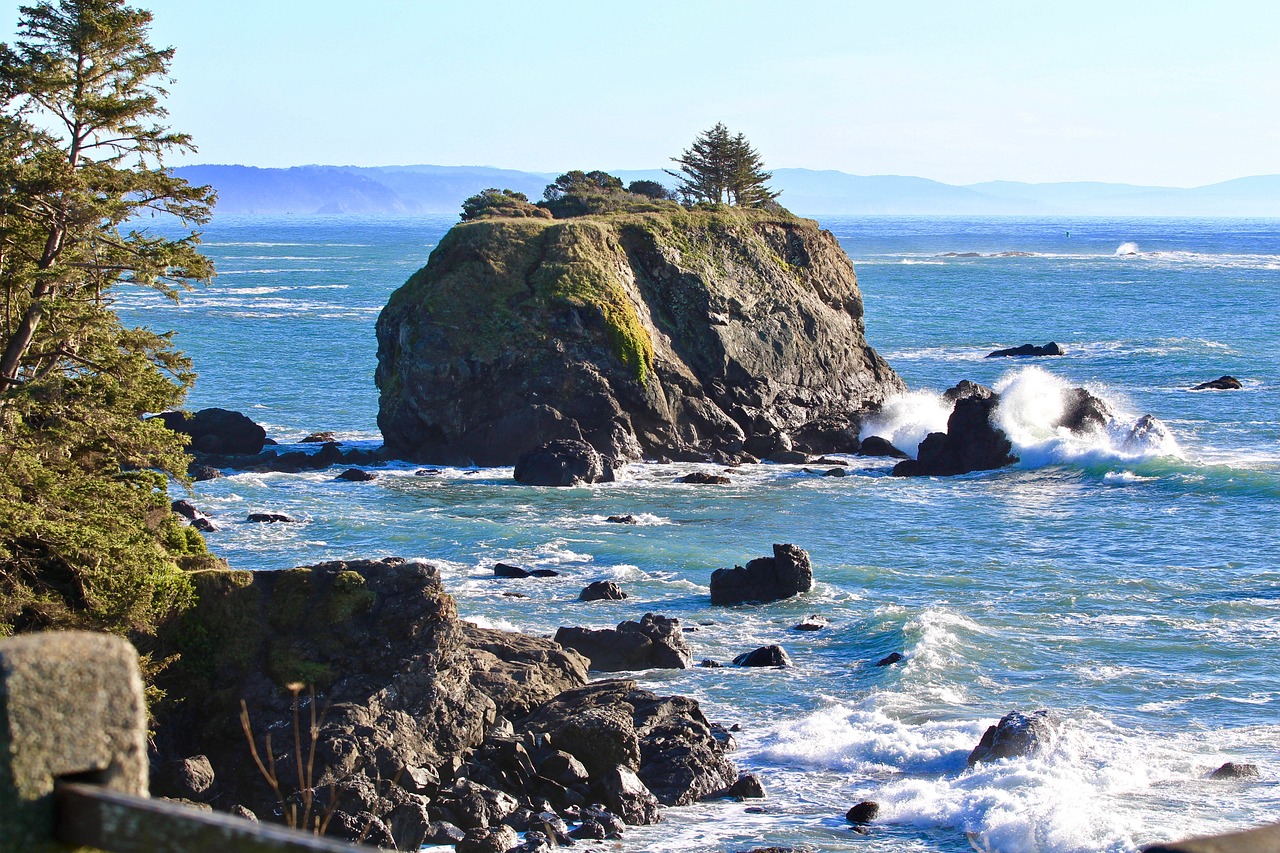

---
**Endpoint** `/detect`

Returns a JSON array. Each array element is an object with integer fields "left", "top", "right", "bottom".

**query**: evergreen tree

[
  {"left": 666, "top": 123, "right": 778, "bottom": 207},
  {"left": 0, "top": 0, "right": 217, "bottom": 643}
]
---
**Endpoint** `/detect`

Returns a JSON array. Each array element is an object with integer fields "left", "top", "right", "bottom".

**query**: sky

[{"left": 3, "top": 1, "right": 1279, "bottom": 186}]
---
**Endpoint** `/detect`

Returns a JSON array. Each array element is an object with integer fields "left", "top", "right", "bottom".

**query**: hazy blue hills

[{"left": 174, "top": 164, "right": 1280, "bottom": 217}]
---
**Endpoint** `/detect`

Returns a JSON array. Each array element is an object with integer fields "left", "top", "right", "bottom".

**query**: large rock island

[{"left": 375, "top": 208, "right": 903, "bottom": 465}]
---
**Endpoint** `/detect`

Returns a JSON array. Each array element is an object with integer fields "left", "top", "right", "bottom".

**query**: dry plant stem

[{"left": 239, "top": 700, "right": 286, "bottom": 822}]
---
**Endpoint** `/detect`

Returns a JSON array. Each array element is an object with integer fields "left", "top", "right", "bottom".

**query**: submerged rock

[
  {"left": 245, "top": 512, "right": 296, "bottom": 523},
  {"left": 967, "top": 710, "right": 1058, "bottom": 765},
  {"left": 335, "top": 467, "right": 377, "bottom": 481},
  {"left": 710, "top": 543, "right": 814, "bottom": 605},
  {"left": 1208, "top": 762, "right": 1260, "bottom": 779},
  {"left": 580, "top": 581, "right": 628, "bottom": 602},
  {"left": 733, "top": 645, "right": 792, "bottom": 667},
  {"left": 1191, "top": 375, "right": 1243, "bottom": 391},
  {"left": 677, "top": 471, "right": 732, "bottom": 485},
  {"left": 986, "top": 342, "right": 1065, "bottom": 358},
  {"left": 375, "top": 209, "right": 903, "bottom": 466},
  {"left": 875, "top": 652, "right": 904, "bottom": 667}
]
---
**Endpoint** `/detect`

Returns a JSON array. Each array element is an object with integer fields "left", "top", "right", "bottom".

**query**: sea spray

[{"left": 860, "top": 389, "right": 953, "bottom": 457}]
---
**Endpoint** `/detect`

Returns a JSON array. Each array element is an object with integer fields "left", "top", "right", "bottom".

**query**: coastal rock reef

[
  {"left": 375, "top": 208, "right": 903, "bottom": 466},
  {"left": 151, "top": 558, "right": 738, "bottom": 849}
]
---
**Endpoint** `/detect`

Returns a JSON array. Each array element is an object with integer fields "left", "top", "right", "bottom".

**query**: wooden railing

[{"left": 0, "top": 631, "right": 378, "bottom": 853}]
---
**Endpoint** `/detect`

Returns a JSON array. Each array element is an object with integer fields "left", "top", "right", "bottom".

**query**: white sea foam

[
  {"left": 860, "top": 390, "right": 953, "bottom": 456},
  {"left": 1115, "top": 242, "right": 1140, "bottom": 256}
]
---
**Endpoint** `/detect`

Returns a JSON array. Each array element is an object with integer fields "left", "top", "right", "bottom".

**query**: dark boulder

[
  {"left": 492, "top": 562, "right": 557, "bottom": 578},
  {"left": 1192, "top": 375, "right": 1243, "bottom": 391},
  {"left": 188, "top": 464, "right": 222, "bottom": 482},
  {"left": 875, "top": 652, "right": 904, "bottom": 667},
  {"left": 846, "top": 800, "right": 879, "bottom": 824},
  {"left": 606, "top": 514, "right": 638, "bottom": 524},
  {"left": 986, "top": 342, "right": 1064, "bottom": 358},
  {"left": 154, "top": 407, "right": 267, "bottom": 455},
  {"left": 1057, "top": 387, "right": 1112, "bottom": 433},
  {"left": 335, "top": 467, "right": 377, "bottom": 482},
  {"left": 580, "top": 581, "right": 628, "bottom": 602},
  {"left": 893, "top": 389, "right": 1017, "bottom": 477},
  {"left": 767, "top": 449, "right": 810, "bottom": 464},
  {"left": 554, "top": 613, "right": 692, "bottom": 671},
  {"left": 245, "top": 512, "right": 297, "bottom": 523},
  {"left": 943, "top": 379, "right": 995, "bottom": 403},
  {"left": 302, "top": 431, "right": 338, "bottom": 443},
  {"left": 793, "top": 615, "right": 828, "bottom": 631},
  {"left": 858, "top": 435, "right": 909, "bottom": 458},
  {"left": 514, "top": 439, "right": 614, "bottom": 487},
  {"left": 677, "top": 471, "right": 732, "bottom": 485},
  {"left": 710, "top": 543, "right": 814, "bottom": 605},
  {"left": 704, "top": 773, "right": 766, "bottom": 800},
  {"left": 602, "top": 765, "right": 662, "bottom": 826},
  {"left": 456, "top": 824, "right": 519, "bottom": 853},
  {"left": 733, "top": 645, "right": 792, "bottom": 667},
  {"left": 424, "top": 821, "right": 467, "bottom": 844},
  {"left": 967, "top": 710, "right": 1058, "bottom": 765},
  {"left": 1209, "top": 762, "right": 1259, "bottom": 779}
]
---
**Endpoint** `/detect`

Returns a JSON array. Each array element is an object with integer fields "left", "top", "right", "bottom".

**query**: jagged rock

[
  {"left": 705, "top": 773, "right": 766, "bottom": 800},
  {"left": 893, "top": 386, "right": 1017, "bottom": 476},
  {"left": 943, "top": 380, "right": 994, "bottom": 403},
  {"left": 1192, "top": 375, "right": 1243, "bottom": 391},
  {"left": 698, "top": 659, "right": 722, "bottom": 668},
  {"left": 335, "top": 467, "right": 377, "bottom": 481},
  {"left": 580, "top": 581, "right": 628, "bottom": 601},
  {"left": 1124, "top": 414, "right": 1171, "bottom": 452},
  {"left": 967, "top": 710, "right": 1058, "bottom": 765},
  {"left": 375, "top": 210, "right": 903, "bottom": 466},
  {"left": 494, "top": 563, "right": 531, "bottom": 578},
  {"left": 875, "top": 652, "right": 904, "bottom": 667},
  {"left": 188, "top": 464, "right": 222, "bottom": 481},
  {"left": 986, "top": 342, "right": 1064, "bottom": 358},
  {"left": 456, "top": 824, "right": 519, "bottom": 853},
  {"left": 514, "top": 438, "right": 615, "bottom": 486},
  {"left": 550, "top": 706, "right": 641, "bottom": 776},
  {"left": 569, "top": 818, "right": 607, "bottom": 840},
  {"left": 302, "top": 431, "right": 338, "bottom": 443},
  {"left": 580, "top": 804, "right": 625, "bottom": 838},
  {"left": 677, "top": 471, "right": 732, "bottom": 485},
  {"left": 1057, "top": 387, "right": 1112, "bottom": 433},
  {"left": 793, "top": 615, "right": 828, "bottom": 631},
  {"left": 554, "top": 613, "right": 692, "bottom": 671},
  {"left": 436, "top": 779, "right": 520, "bottom": 830},
  {"left": 424, "top": 821, "right": 467, "bottom": 844},
  {"left": 603, "top": 765, "right": 662, "bottom": 826},
  {"left": 846, "top": 800, "right": 879, "bottom": 824},
  {"left": 767, "top": 450, "right": 810, "bottom": 464},
  {"left": 733, "top": 645, "right": 792, "bottom": 667},
  {"left": 823, "top": 467, "right": 847, "bottom": 477},
  {"left": 858, "top": 435, "right": 908, "bottom": 458},
  {"left": 229, "top": 804, "right": 257, "bottom": 822},
  {"left": 606, "top": 514, "right": 638, "bottom": 524},
  {"left": 1209, "top": 762, "right": 1260, "bottom": 779},
  {"left": 245, "top": 512, "right": 297, "bottom": 523},
  {"left": 709, "top": 543, "right": 814, "bottom": 605},
  {"left": 151, "top": 755, "right": 215, "bottom": 801},
  {"left": 538, "top": 751, "right": 591, "bottom": 787},
  {"left": 153, "top": 407, "right": 267, "bottom": 455},
  {"left": 459, "top": 623, "right": 590, "bottom": 720}
]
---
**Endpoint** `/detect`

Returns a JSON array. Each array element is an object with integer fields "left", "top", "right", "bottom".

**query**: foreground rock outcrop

[
  {"left": 152, "top": 558, "right": 733, "bottom": 848},
  {"left": 376, "top": 208, "right": 903, "bottom": 466}
]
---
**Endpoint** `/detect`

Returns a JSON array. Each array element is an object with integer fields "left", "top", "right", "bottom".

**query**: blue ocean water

[{"left": 120, "top": 214, "right": 1280, "bottom": 852}]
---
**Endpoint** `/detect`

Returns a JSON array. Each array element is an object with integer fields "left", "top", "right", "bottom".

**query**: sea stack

[{"left": 375, "top": 208, "right": 903, "bottom": 466}]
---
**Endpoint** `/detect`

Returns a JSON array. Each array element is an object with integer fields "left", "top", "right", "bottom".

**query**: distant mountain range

[{"left": 173, "top": 164, "right": 1280, "bottom": 217}]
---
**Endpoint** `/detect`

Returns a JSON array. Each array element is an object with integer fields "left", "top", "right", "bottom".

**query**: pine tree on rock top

[{"left": 666, "top": 122, "right": 780, "bottom": 207}]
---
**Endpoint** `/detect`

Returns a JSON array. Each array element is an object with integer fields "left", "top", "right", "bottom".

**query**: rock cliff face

[{"left": 376, "top": 209, "right": 903, "bottom": 465}]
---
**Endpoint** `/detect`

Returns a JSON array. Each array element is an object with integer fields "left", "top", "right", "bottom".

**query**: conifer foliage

[
  {"left": 666, "top": 122, "right": 779, "bottom": 207},
  {"left": 0, "top": 1, "right": 217, "bottom": 641}
]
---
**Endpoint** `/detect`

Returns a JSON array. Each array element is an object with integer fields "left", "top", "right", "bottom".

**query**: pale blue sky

[{"left": 4, "top": 1, "right": 1278, "bottom": 185}]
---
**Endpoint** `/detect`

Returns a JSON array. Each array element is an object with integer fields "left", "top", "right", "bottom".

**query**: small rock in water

[
  {"left": 698, "top": 659, "right": 722, "bottom": 668},
  {"left": 967, "top": 709, "right": 1058, "bottom": 765},
  {"left": 985, "top": 342, "right": 1064, "bottom": 358},
  {"left": 813, "top": 456, "right": 849, "bottom": 466},
  {"left": 824, "top": 467, "right": 848, "bottom": 477},
  {"left": 858, "top": 436, "right": 909, "bottom": 458},
  {"left": 717, "top": 773, "right": 767, "bottom": 800},
  {"left": 189, "top": 464, "right": 223, "bottom": 481},
  {"left": 494, "top": 562, "right": 531, "bottom": 578},
  {"left": 501, "top": 591, "right": 529, "bottom": 598},
  {"left": 677, "top": 471, "right": 732, "bottom": 485},
  {"left": 875, "top": 652, "right": 904, "bottom": 667},
  {"left": 743, "top": 806, "right": 768, "bottom": 814},
  {"left": 733, "top": 645, "right": 792, "bottom": 667},
  {"left": 193, "top": 517, "right": 220, "bottom": 532},
  {"left": 606, "top": 514, "right": 638, "bottom": 524},
  {"left": 579, "top": 581, "right": 627, "bottom": 602},
  {"left": 413, "top": 468, "right": 442, "bottom": 476},
  {"left": 335, "top": 467, "right": 376, "bottom": 481},
  {"left": 1191, "top": 375, "right": 1243, "bottom": 391},
  {"left": 846, "top": 800, "right": 879, "bottom": 824},
  {"left": 793, "top": 615, "right": 829, "bottom": 631},
  {"left": 301, "top": 431, "right": 338, "bottom": 443},
  {"left": 529, "top": 568, "right": 560, "bottom": 577},
  {"left": 767, "top": 450, "right": 810, "bottom": 464},
  {"left": 246, "top": 512, "right": 297, "bottom": 523},
  {"left": 1209, "top": 762, "right": 1260, "bottom": 779}
]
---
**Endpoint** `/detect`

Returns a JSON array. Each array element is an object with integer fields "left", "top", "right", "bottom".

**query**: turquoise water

[{"left": 120, "top": 215, "right": 1280, "bottom": 852}]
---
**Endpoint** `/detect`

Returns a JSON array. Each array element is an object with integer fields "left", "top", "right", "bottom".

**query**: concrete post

[{"left": 0, "top": 631, "right": 148, "bottom": 852}]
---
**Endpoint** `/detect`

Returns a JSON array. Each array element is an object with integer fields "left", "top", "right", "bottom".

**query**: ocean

[{"left": 121, "top": 214, "right": 1280, "bottom": 852}]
